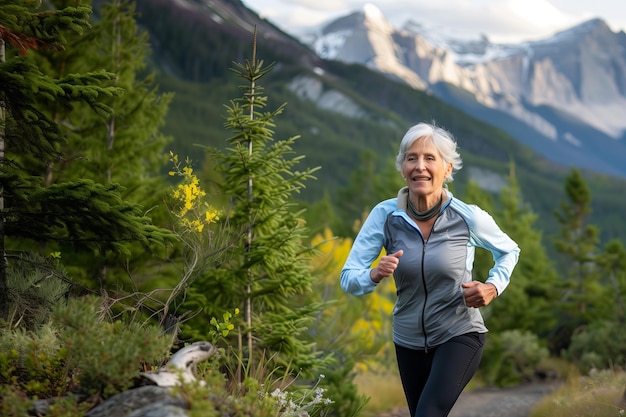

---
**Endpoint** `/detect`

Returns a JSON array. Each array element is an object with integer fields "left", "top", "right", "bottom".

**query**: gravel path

[{"left": 378, "top": 381, "right": 559, "bottom": 417}]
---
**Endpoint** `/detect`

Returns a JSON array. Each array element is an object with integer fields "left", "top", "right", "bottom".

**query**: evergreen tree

[
  {"left": 487, "top": 165, "right": 559, "bottom": 336},
  {"left": 0, "top": 0, "right": 171, "bottom": 319},
  {"left": 30, "top": 0, "right": 174, "bottom": 288},
  {"left": 180, "top": 38, "right": 329, "bottom": 377},
  {"left": 553, "top": 169, "right": 601, "bottom": 317},
  {"left": 596, "top": 239, "right": 626, "bottom": 321},
  {"left": 551, "top": 169, "right": 601, "bottom": 350}
]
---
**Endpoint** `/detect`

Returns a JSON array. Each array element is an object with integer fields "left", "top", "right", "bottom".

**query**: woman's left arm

[{"left": 469, "top": 207, "right": 520, "bottom": 296}]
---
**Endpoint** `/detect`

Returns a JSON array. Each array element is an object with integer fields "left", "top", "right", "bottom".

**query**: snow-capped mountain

[{"left": 302, "top": 4, "right": 626, "bottom": 178}]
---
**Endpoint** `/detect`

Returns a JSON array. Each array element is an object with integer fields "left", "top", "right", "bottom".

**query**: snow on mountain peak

[
  {"left": 362, "top": 2, "right": 393, "bottom": 33},
  {"left": 400, "top": 19, "right": 529, "bottom": 65},
  {"left": 363, "top": 3, "right": 384, "bottom": 22}
]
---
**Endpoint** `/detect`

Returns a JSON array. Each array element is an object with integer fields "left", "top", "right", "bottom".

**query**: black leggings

[{"left": 395, "top": 332, "right": 485, "bottom": 417}]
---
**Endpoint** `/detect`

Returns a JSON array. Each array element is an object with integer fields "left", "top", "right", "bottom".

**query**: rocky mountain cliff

[{"left": 303, "top": 4, "right": 626, "bottom": 179}]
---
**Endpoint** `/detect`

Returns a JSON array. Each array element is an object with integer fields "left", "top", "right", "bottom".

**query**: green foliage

[
  {"left": 30, "top": 0, "right": 176, "bottom": 290},
  {"left": 11, "top": 179, "right": 173, "bottom": 254},
  {"left": 180, "top": 49, "right": 327, "bottom": 376},
  {"left": 0, "top": 58, "right": 120, "bottom": 158},
  {"left": 0, "top": 0, "right": 91, "bottom": 54},
  {"left": 0, "top": 0, "right": 175, "bottom": 318},
  {"left": 0, "top": 294, "right": 337, "bottom": 417},
  {"left": 551, "top": 169, "right": 605, "bottom": 351},
  {"left": 0, "top": 295, "right": 172, "bottom": 411},
  {"left": 480, "top": 330, "right": 549, "bottom": 387},
  {"left": 51, "top": 296, "right": 172, "bottom": 397},
  {"left": 258, "top": 375, "right": 335, "bottom": 417},
  {"left": 317, "top": 358, "right": 368, "bottom": 417},
  {"left": 482, "top": 166, "right": 560, "bottom": 336},
  {"left": 4, "top": 252, "right": 70, "bottom": 329},
  {"left": 565, "top": 320, "right": 626, "bottom": 372},
  {"left": 0, "top": 324, "right": 72, "bottom": 398},
  {"left": 0, "top": 385, "right": 31, "bottom": 417},
  {"left": 333, "top": 151, "right": 405, "bottom": 237},
  {"left": 209, "top": 309, "right": 240, "bottom": 343},
  {"left": 182, "top": 373, "right": 276, "bottom": 417},
  {"left": 597, "top": 239, "right": 626, "bottom": 321}
]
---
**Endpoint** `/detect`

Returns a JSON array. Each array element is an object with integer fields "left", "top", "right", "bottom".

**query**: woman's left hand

[{"left": 462, "top": 281, "right": 498, "bottom": 308}]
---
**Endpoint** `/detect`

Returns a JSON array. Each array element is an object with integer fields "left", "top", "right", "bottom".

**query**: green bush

[
  {"left": 5, "top": 253, "right": 70, "bottom": 329},
  {"left": 51, "top": 296, "right": 173, "bottom": 397},
  {"left": 480, "top": 329, "right": 549, "bottom": 386},
  {"left": 0, "top": 324, "right": 72, "bottom": 398},
  {"left": 0, "top": 295, "right": 173, "bottom": 414},
  {"left": 565, "top": 320, "right": 626, "bottom": 372}
]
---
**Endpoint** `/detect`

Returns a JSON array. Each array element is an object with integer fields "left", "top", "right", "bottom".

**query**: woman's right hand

[{"left": 370, "top": 250, "right": 403, "bottom": 283}]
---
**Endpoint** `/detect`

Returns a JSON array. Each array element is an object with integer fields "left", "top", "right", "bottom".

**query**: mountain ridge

[{"left": 302, "top": 4, "right": 626, "bottom": 179}]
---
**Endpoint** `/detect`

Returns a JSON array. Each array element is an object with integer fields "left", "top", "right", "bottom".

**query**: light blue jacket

[{"left": 340, "top": 188, "right": 520, "bottom": 350}]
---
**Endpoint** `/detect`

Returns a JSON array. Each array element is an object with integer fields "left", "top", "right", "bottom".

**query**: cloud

[{"left": 246, "top": 0, "right": 626, "bottom": 43}]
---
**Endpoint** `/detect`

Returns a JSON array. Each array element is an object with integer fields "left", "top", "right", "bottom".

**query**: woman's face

[{"left": 401, "top": 137, "right": 453, "bottom": 197}]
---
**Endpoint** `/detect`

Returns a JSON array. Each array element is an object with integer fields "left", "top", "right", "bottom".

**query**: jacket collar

[{"left": 396, "top": 186, "right": 452, "bottom": 211}]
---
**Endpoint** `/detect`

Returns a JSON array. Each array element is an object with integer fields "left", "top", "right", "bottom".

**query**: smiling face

[{"left": 401, "top": 136, "right": 453, "bottom": 201}]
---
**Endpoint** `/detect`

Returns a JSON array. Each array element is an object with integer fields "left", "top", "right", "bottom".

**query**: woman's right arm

[{"left": 340, "top": 201, "right": 392, "bottom": 296}]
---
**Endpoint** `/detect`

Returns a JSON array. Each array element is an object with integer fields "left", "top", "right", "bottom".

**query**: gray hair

[{"left": 395, "top": 122, "right": 463, "bottom": 183}]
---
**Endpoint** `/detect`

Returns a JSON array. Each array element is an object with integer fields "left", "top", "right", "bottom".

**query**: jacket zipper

[
  {"left": 421, "top": 238, "right": 429, "bottom": 353},
  {"left": 420, "top": 218, "right": 439, "bottom": 354}
]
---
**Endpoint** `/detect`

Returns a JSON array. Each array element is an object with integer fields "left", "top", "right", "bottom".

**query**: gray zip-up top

[{"left": 340, "top": 187, "right": 520, "bottom": 350}]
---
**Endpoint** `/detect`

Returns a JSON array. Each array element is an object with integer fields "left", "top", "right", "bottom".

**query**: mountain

[
  {"left": 303, "top": 5, "right": 626, "bottom": 179},
  {"left": 123, "top": 0, "right": 626, "bottom": 244}
]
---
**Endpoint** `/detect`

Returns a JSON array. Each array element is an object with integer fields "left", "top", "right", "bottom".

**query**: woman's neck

[{"left": 408, "top": 191, "right": 444, "bottom": 221}]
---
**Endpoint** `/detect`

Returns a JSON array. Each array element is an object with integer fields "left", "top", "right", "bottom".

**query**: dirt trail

[
  {"left": 378, "top": 381, "right": 559, "bottom": 417},
  {"left": 448, "top": 381, "right": 558, "bottom": 417}
]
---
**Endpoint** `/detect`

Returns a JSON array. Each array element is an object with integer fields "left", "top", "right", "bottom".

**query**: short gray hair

[{"left": 395, "top": 122, "right": 463, "bottom": 183}]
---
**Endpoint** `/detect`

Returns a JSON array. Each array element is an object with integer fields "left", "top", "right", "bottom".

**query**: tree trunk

[{"left": 0, "top": 38, "right": 8, "bottom": 319}]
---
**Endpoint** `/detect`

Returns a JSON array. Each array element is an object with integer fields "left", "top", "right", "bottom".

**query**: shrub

[
  {"left": 565, "top": 320, "right": 626, "bottom": 372},
  {"left": 0, "top": 324, "right": 73, "bottom": 398},
  {"left": 480, "top": 329, "right": 549, "bottom": 386},
  {"left": 51, "top": 296, "right": 173, "bottom": 397},
  {"left": 5, "top": 253, "right": 70, "bottom": 330}
]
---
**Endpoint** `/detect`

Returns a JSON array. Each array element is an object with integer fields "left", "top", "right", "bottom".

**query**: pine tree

[
  {"left": 30, "top": 0, "right": 174, "bottom": 288},
  {"left": 487, "top": 164, "right": 559, "bottom": 336},
  {"left": 0, "top": 0, "right": 171, "bottom": 319},
  {"left": 553, "top": 169, "right": 601, "bottom": 319},
  {"left": 597, "top": 239, "right": 626, "bottom": 321},
  {"left": 551, "top": 169, "right": 602, "bottom": 351},
  {"left": 180, "top": 35, "right": 328, "bottom": 377}
]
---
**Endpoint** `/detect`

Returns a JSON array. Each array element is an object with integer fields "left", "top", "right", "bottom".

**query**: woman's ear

[{"left": 446, "top": 162, "right": 453, "bottom": 178}]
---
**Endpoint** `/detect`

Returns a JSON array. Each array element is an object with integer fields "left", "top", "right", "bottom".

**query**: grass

[
  {"left": 353, "top": 370, "right": 406, "bottom": 417},
  {"left": 530, "top": 369, "right": 626, "bottom": 417}
]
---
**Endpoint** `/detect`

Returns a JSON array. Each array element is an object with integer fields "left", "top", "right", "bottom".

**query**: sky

[{"left": 241, "top": 0, "right": 626, "bottom": 43}]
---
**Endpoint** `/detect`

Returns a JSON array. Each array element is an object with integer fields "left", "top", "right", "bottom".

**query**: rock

[
  {"left": 85, "top": 386, "right": 187, "bottom": 417},
  {"left": 139, "top": 341, "right": 217, "bottom": 387}
]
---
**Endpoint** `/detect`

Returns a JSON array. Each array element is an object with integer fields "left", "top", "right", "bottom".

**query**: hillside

[{"left": 127, "top": 0, "right": 626, "bottom": 244}]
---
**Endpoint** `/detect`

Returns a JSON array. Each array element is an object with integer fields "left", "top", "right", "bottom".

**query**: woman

[{"left": 340, "top": 122, "right": 520, "bottom": 417}]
